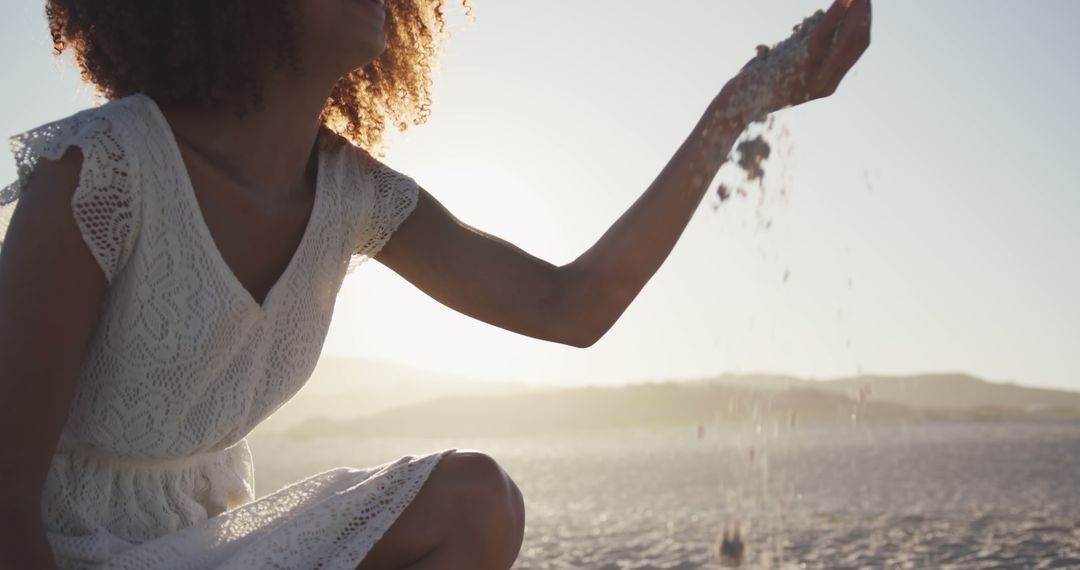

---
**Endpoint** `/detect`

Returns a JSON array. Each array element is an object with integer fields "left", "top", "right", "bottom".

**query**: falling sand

[
  {"left": 706, "top": 10, "right": 834, "bottom": 562},
  {"left": 710, "top": 10, "right": 829, "bottom": 204}
]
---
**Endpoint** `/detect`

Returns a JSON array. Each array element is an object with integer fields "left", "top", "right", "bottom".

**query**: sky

[{"left": 1, "top": 1, "right": 1077, "bottom": 391}]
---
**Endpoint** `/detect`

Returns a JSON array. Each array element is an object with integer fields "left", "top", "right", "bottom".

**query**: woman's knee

[
  {"left": 353, "top": 451, "right": 525, "bottom": 570},
  {"left": 438, "top": 450, "right": 525, "bottom": 550},
  {"left": 440, "top": 451, "right": 522, "bottom": 513}
]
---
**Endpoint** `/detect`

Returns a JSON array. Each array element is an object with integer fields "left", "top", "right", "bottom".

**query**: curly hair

[{"left": 44, "top": 0, "right": 471, "bottom": 155}]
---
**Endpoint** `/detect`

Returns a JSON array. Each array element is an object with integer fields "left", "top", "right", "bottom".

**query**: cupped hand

[{"left": 787, "top": 0, "right": 872, "bottom": 107}]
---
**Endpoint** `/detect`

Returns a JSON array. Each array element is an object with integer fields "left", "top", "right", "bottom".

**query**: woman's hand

[
  {"left": 783, "top": 0, "right": 872, "bottom": 108},
  {"left": 760, "top": 0, "right": 868, "bottom": 112},
  {"left": 724, "top": 0, "right": 872, "bottom": 122},
  {"left": 699, "top": 0, "right": 868, "bottom": 168}
]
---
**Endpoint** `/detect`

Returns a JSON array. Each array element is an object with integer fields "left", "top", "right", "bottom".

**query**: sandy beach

[{"left": 249, "top": 419, "right": 1080, "bottom": 569}]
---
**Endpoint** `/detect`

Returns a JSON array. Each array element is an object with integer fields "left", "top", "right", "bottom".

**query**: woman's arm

[
  {"left": 377, "top": 82, "right": 758, "bottom": 348},
  {"left": 377, "top": 0, "right": 871, "bottom": 348},
  {"left": 0, "top": 148, "right": 109, "bottom": 569}
]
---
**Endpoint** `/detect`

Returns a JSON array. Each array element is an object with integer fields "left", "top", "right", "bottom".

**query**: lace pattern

[
  {"left": 81, "top": 451, "right": 457, "bottom": 570},
  {"left": 345, "top": 149, "right": 421, "bottom": 276},
  {"left": 1, "top": 108, "right": 142, "bottom": 282},
  {"left": 1, "top": 94, "right": 449, "bottom": 569}
]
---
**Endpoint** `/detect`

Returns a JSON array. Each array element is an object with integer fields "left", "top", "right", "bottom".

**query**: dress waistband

[
  {"left": 49, "top": 438, "right": 256, "bottom": 518},
  {"left": 54, "top": 438, "right": 252, "bottom": 472}
]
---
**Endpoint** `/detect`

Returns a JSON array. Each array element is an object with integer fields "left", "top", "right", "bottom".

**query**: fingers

[
  {"left": 844, "top": 0, "right": 873, "bottom": 42},
  {"left": 835, "top": 0, "right": 871, "bottom": 69},
  {"left": 809, "top": 0, "right": 850, "bottom": 59},
  {"left": 819, "top": 0, "right": 872, "bottom": 95}
]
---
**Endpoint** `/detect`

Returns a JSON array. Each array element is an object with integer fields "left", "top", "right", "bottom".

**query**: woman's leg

[{"left": 355, "top": 450, "right": 526, "bottom": 570}]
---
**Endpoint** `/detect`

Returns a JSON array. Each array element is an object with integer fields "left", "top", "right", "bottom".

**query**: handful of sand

[{"left": 710, "top": 9, "right": 830, "bottom": 203}]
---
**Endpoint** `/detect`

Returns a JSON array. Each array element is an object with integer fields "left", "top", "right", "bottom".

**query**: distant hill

[
  {"left": 286, "top": 381, "right": 913, "bottom": 438},
  {"left": 259, "top": 359, "right": 1080, "bottom": 438},
  {"left": 254, "top": 357, "right": 527, "bottom": 434},
  {"left": 696, "top": 372, "right": 1080, "bottom": 414}
]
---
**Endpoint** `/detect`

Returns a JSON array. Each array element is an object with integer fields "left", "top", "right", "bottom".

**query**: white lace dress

[{"left": 0, "top": 93, "right": 456, "bottom": 569}]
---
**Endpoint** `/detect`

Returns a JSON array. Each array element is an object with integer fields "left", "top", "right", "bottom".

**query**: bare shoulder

[
  {"left": 0, "top": 145, "right": 108, "bottom": 329},
  {"left": 6, "top": 146, "right": 85, "bottom": 216}
]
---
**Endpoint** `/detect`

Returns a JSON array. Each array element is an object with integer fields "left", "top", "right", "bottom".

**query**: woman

[{"left": 0, "top": 0, "right": 870, "bottom": 568}]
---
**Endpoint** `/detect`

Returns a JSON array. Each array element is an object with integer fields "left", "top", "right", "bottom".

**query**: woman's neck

[{"left": 157, "top": 71, "right": 335, "bottom": 199}]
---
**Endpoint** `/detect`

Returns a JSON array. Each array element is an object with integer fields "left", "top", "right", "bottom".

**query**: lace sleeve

[
  {"left": 346, "top": 153, "right": 420, "bottom": 274},
  {"left": 0, "top": 109, "right": 142, "bottom": 283}
]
